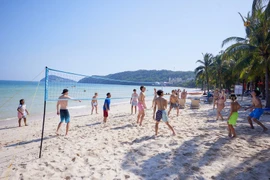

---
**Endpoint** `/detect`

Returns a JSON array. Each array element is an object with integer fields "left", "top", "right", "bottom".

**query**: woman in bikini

[
  {"left": 213, "top": 88, "right": 219, "bottom": 109},
  {"left": 216, "top": 89, "right": 226, "bottom": 120},
  {"left": 137, "top": 86, "right": 147, "bottom": 126},
  {"left": 91, "top": 92, "right": 98, "bottom": 114}
]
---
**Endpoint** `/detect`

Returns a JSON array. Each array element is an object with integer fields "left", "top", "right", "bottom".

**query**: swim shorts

[
  {"left": 60, "top": 109, "right": 70, "bottom": 123},
  {"left": 228, "top": 112, "right": 238, "bottom": 125},
  {"left": 18, "top": 112, "right": 26, "bottom": 119},
  {"left": 171, "top": 103, "right": 178, "bottom": 108},
  {"left": 156, "top": 110, "right": 168, "bottom": 122},
  {"left": 103, "top": 110, "right": 108, "bottom": 117},
  {"left": 249, "top": 108, "right": 264, "bottom": 120},
  {"left": 131, "top": 101, "right": 138, "bottom": 106},
  {"left": 138, "top": 102, "right": 144, "bottom": 111}
]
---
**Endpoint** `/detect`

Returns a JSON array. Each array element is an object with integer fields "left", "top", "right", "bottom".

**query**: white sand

[{"left": 0, "top": 98, "right": 270, "bottom": 180}]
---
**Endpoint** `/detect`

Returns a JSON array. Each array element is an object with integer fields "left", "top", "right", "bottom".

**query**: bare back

[
  {"left": 252, "top": 96, "right": 262, "bottom": 108},
  {"left": 57, "top": 95, "right": 71, "bottom": 109},
  {"left": 230, "top": 101, "right": 241, "bottom": 112},
  {"left": 155, "top": 97, "right": 167, "bottom": 110}
]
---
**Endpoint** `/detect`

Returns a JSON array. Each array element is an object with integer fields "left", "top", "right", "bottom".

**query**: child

[
  {"left": 91, "top": 92, "right": 98, "bottom": 115},
  {"left": 227, "top": 94, "right": 241, "bottom": 138},
  {"left": 103, "top": 92, "right": 111, "bottom": 124},
  {"left": 130, "top": 89, "right": 138, "bottom": 114},
  {"left": 17, "top": 99, "right": 29, "bottom": 127}
]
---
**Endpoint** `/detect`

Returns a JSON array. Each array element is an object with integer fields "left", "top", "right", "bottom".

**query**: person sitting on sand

[
  {"left": 245, "top": 90, "right": 268, "bottom": 132},
  {"left": 17, "top": 99, "right": 29, "bottom": 127},
  {"left": 130, "top": 89, "right": 138, "bottom": 114},
  {"left": 91, "top": 92, "right": 98, "bottom": 115},
  {"left": 227, "top": 94, "right": 241, "bottom": 138},
  {"left": 216, "top": 89, "right": 226, "bottom": 120},
  {"left": 56, "top": 89, "right": 81, "bottom": 136},
  {"left": 168, "top": 90, "right": 179, "bottom": 116},
  {"left": 153, "top": 90, "right": 176, "bottom": 136},
  {"left": 137, "top": 86, "right": 147, "bottom": 126}
]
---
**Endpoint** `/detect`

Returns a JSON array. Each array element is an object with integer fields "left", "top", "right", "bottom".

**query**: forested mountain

[
  {"left": 40, "top": 75, "right": 76, "bottom": 83},
  {"left": 78, "top": 70, "right": 195, "bottom": 87}
]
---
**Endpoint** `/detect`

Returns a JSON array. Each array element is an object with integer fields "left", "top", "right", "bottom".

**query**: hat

[{"left": 62, "top": 89, "right": 68, "bottom": 94}]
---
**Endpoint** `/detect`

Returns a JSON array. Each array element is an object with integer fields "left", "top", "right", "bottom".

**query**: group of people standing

[
  {"left": 130, "top": 87, "right": 189, "bottom": 136},
  {"left": 17, "top": 86, "right": 267, "bottom": 137},
  {"left": 212, "top": 88, "right": 268, "bottom": 138},
  {"left": 16, "top": 85, "right": 268, "bottom": 139}
]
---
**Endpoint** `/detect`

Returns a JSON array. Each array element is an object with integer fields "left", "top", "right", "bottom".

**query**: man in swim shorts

[
  {"left": 168, "top": 90, "right": 179, "bottom": 116},
  {"left": 56, "top": 89, "right": 81, "bottom": 136},
  {"left": 153, "top": 90, "right": 176, "bottom": 136},
  {"left": 227, "top": 94, "right": 241, "bottom": 138},
  {"left": 245, "top": 90, "right": 268, "bottom": 132}
]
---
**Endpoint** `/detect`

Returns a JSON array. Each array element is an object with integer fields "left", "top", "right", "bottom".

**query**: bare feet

[{"left": 55, "top": 132, "right": 60, "bottom": 135}]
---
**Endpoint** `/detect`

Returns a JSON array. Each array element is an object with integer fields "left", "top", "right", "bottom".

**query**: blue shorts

[
  {"left": 249, "top": 108, "right": 264, "bottom": 120},
  {"left": 156, "top": 110, "right": 168, "bottom": 122},
  {"left": 60, "top": 109, "right": 70, "bottom": 123}
]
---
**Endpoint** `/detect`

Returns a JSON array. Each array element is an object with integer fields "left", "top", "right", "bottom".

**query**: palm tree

[
  {"left": 211, "top": 51, "right": 230, "bottom": 89},
  {"left": 222, "top": 0, "right": 270, "bottom": 107},
  {"left": 194, "top": 53, "right": 213, "bottom": 92}
]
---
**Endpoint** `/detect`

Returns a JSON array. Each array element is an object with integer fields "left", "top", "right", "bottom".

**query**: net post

[{"left": 39, "top": 67, "right": 49, "bottom": 158}]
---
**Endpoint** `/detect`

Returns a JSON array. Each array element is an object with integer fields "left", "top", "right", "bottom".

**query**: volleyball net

[{"left": 44, "top": 67, "right": 154, "bottom": 102}]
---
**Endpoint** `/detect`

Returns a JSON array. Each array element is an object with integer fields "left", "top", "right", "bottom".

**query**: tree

[
  {"left": 194, "top": 53, "right": 213, "bottom": 92},
  {"left": 222, "top": 0, "right": 270, "bottom": 107}
]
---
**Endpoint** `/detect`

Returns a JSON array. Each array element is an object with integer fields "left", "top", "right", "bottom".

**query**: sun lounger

[
  {"left": 178, "top": 99, "right": 186, "bottom": 109},
  {"left": 190, "top": 99, "right": 200, "bottom": 109}
]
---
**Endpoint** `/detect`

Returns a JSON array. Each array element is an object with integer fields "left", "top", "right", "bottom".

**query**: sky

[{"left": 0, "top": 0, "right": 253, "bottom": 81}]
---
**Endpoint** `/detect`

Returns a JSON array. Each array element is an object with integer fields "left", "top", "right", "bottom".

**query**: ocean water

[{"left": 0, "top": 80, "right": 198, "bottom": 121}]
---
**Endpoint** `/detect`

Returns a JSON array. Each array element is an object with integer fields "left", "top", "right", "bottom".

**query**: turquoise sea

[{"left": 0, "top": 80, "right": 198, "bottom": 121}]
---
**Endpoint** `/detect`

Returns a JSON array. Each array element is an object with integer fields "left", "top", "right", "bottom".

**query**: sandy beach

[{"left": 0, "top": 97, "right": 270, "bottom": 180}]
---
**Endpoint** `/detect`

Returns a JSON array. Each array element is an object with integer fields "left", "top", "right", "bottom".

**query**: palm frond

[
  {"left": 225, "top": 43, "right": 257, "bottom": 56},
  {"left": 238, "top": 12, "right": 246, "bottom": 23},
  {"left": 221, "top": 37, "right": 247, "bottom": 48},
  {"left": 265, "top": 0, "right": 270, "bottom": 19}
]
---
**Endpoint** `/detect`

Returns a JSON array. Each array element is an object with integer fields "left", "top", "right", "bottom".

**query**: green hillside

[{"left": 79, "top": 70, "right": 196, "bottom": 87}]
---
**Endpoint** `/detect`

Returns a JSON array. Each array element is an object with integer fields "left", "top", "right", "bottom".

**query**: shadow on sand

[{"left": 5, "top": 135, "right": 57, "bottom": 148}]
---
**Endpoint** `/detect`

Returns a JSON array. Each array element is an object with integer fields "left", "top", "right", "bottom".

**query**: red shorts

[{"left": 103, "top": 110, "right": 108, "bottom": 117}]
